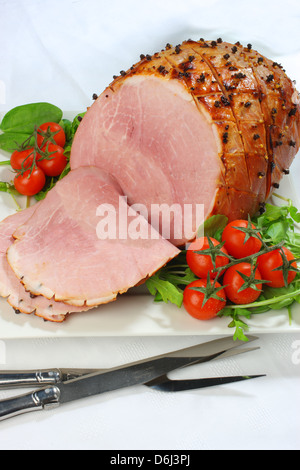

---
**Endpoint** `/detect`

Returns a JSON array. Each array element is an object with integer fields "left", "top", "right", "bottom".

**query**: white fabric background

[{"left": 0, "top": 0, "right": 300, "bottom": 450}]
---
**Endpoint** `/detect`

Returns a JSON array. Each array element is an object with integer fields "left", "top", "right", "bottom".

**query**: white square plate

[{"left": 0, "top": 114, "right": 299, "bottom": 339}]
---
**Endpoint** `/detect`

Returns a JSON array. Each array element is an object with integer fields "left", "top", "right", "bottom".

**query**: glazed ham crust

[
  {"left": 112, "top": 39, "right": 300, "bottom": 215},
  {"left": 72, "top": 39, "right": 299, "bottom": 229}
]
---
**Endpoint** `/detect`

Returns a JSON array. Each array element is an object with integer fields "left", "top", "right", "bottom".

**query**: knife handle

[
  {"left": 0, "top": 386, "right": 61, "bottom": 422},
  {"left": 0, "top": 370, "right": 61, "bottom": 389}
]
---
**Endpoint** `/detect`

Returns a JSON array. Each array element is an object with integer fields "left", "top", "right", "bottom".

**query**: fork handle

[
  {"left": 0, "top": 370, "right": 61, "bottom": 389},
  {"left": 0, "top": 386, "right": 60, "bottom": 421}
]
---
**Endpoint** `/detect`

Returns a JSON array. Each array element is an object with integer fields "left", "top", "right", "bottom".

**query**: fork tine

[{"left": 146, "top": 374, "right": 266, "bottom": 392}]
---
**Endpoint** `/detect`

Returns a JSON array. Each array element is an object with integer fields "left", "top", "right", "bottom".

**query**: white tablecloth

[{"left": 0, "top": 0, "right": 299, "bottom": 450}]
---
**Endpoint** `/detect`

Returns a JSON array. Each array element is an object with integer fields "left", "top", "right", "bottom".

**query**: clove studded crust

[{"left": 71, "top": 38, "right": 300, "bottom": 244}]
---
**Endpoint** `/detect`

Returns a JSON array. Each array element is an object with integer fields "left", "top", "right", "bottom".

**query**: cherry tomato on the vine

[
  {"left": 223, "top": 262, "right": 263, "bottom": 305},
  {"left": 10, "top": 148, "right": 34, "bottom": 171},
  {"left": 37, "top": 143, "right": 68, "bottom": 177},
  {"left": 183, "top": 279, "right": 227, "bottom": 320},
  {"left": 14, "top": 167, "right": 46, "bottom": 196},
  {"left": 222, "top": 219, "right": 263, "bottom": 259},
  {"left": 37, "top": 122, "right": 66, "bottom": 148},
  {"left": 186, "top": 237, "right": 230, "bottom": 279},
  {"left": 257, "top": 246, "right": 298, "bottom": 288}
]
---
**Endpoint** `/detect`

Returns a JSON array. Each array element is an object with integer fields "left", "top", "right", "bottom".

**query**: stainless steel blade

[
  {"left": 56, "top": 354, "right": 222, "bottom": 404},
  {"left": 145, "top": 374, "right": 266, "bottom": 392}
]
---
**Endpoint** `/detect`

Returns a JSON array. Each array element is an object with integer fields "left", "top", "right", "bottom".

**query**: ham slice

[
  {"left": 0, "top": 204, "right": 91, "bottom": 322},
  {"left": 70, "top": 39, "right": 300, "bottom": 246},
  {"left": 7, "top": 166, "right": 179, "bottom": 308}
]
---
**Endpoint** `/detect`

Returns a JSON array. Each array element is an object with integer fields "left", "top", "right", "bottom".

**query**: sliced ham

[
  {"left": 2, "top": 38, "right": 300, "bottom": 324},
  {"left": 7, "top": 166, "right": 179, "bottom": 308},
  {"left": 0, "top": 205, "right": 91, "bottom": 322},
  {"left": 71, "top": 39, "right": 300, "bottom": 246}
]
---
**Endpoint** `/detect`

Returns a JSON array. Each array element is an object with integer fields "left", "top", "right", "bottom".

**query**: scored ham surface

[
  {"left": 0, "top": 205, "right": 91, "bottom": 322},
  {"left": 6, "top": 166, "right": 179, "bottom": 307},
  {"left": 71, "top": 38, "right": 300, "bottom": 246}
]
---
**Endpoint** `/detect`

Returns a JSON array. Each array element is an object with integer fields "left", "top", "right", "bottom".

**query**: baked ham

[
  {"left": 6, "top": 166, "right": 179, "bottom": 307},
  {"left": 71, "top": 39, "right": 300, "bottom": 246},
  {"left": 0, "top": 204, "right": 91, "bottom": 322},
  {"left": 2, "top": 38, "right": 300, "bottom": 323}
]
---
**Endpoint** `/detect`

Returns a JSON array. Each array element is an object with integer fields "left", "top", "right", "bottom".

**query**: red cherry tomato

[
  {"left": 223, "top": 262, "right": 263, "bottom": 305},
  {"left": 222, "top": 219, "right": 263, "bottom": 259},
  {"left": 37, "top": 143, "right": 68, "bottom": 177},
  {"left": 10, "top": 148, "right": 34, "bottom": 170},
  {"left": 14, "top": 167, "right": 46, "bottom": 196},
  {"left": 37, "top": 122, "right": 66, "bottom": 148},
  {"left": 186, "top": 237, "right": 229, "bottom": 279},
  {"left": 183, "top": 279, "right": 227, "bottom": 320},
  {"left": 257, "top": 246, "right": 298, "bottom": 288}
]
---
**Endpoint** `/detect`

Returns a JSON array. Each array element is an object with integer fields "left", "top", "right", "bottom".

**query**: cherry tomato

[
  {"left": 257, "top": 246, "right": 298, "bottom": 288},
  {"left": 222, "top": 219, "right": 262, "bottom": 259},
  {"left": 37, "top": 143, "right": 67, "bottom": 177},
  {"left": 183, "top": 279, "right": 227, "bottom": 320},
  {"left": 10, "top": 148, "right": 34, "bottom": 170},
  {"left": 186, "top": 237, "right": 229, "bottom": 279},
  {"left": 14, "top": 167, "right": 46, "bottom": 196},
  {"left": 223, "top": 262, "right": 263, "bottom": 304},
  {"left": 37, "top": 122, "right": 66, "bottom": 148}
]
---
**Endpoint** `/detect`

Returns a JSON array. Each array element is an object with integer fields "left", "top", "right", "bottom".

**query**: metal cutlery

[{"left": 0, "top": 335, "right": 265, "bottom": 422}]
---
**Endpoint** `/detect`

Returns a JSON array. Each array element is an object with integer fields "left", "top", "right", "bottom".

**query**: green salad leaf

[
  {"left": 0, "top": 102, "right": 63, "bottom": 135},
  {"left": 197, "top": 214, "right": 228, "bottom": 240},
  {"left": 0, "top": 132, "right": 35, "bottom": 153},
  {"left": 145, "top": 252, "right": 197, "bottom": 308},
  {"left": 61, "top": 112, "right": 86, "bottom": 157},
  {"left": 252, "top": 195, "right": 300, "bottom": 255},
  {"left": 146, "top": 273, "right": 184, "bottom": 308}
]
